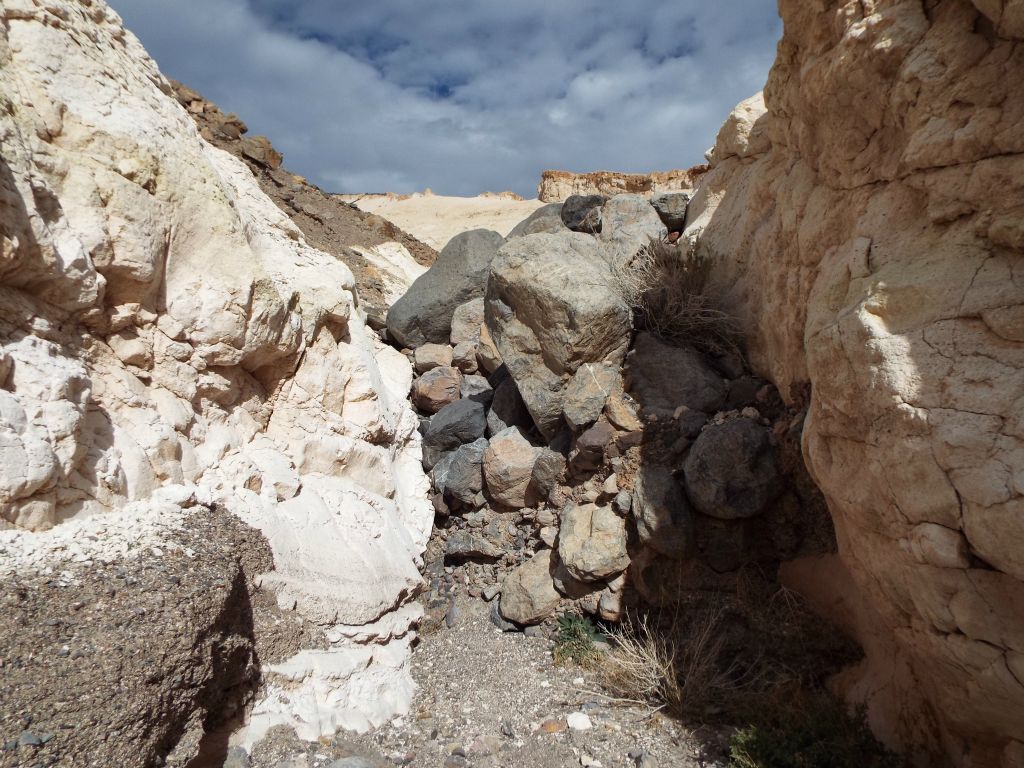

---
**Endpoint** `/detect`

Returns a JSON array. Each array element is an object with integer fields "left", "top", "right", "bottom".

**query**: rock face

[
  {"left": 386, "top": 229, "right": 505, "bottom": 348},
  {"left": 537, "top": 167, "right": 707, "bottom": 203},
  {"left": 0, "top": 0, "right": 431, "bottom": 758},
  {"left": 485, "top": 233, "right": 632, "bottom": 439},
  {"left": 685, "top": 1, "right": 1024, "bottom": 763},
  {"left": 170, "top": 83, "right": 435, "bottom": 321}
]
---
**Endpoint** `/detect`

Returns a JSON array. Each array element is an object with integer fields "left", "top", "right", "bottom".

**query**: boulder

[
  {"left": 486, "top": 375, "right": 535, "bottom": 437},
  {"left": 633, "top": 464, "right": 692, "bottom": 558},
  {"left": 411, "top": 366, "right": 462, "bottom": 413},
  {"left": 460, "top": 375, "right": 493, "bottom": 405},
  {"left": 431, "top": 438, "right": 488, "bottom": 506},
  {"left": 599, "top": 194, "right": 667, "bottom": 267},
  {"left": 485, "top": 232, "right": 631, "bottom": 439},
  {"left": 414, "top": 343, "right": 453, "bottom": 373},
  {"left": 499, "top": 549, "right": 561, "bottom": 625},
  {"left": 387, "top": 229, "right": 505, "bottom": 347},
  {"left": 445, "top": 530, "right": 503, "bottom": 560},
  {"left": 450, "top": 298, "right": 485, "bottom": 346},
  {"left": 422, "top": 399, "right": 488, "bottom": 469},
  {"left": 624, "top": 333, "right": 726, "bottom": 416},
  {"left": 452, "top": 341, "right": 479, "bottom": 374},
  {"left": 530, "top": 448, "right": 567, "bottom": 500},
  {"left": 560, "top": 194, "right": 606, "bottom": 234},
  {"left": 477, "top": 322, "right": 503, "bottom": 374},
  {"left": 507, "top": 203, "right": 568, "bottom": 238},
  {"left": 562, "top": 363, "right": 623, "bottom": 430},
  {"left": 650, "top": 192, "right": 691, "bottom": 231},
  {"left": 572, "top": 420, "right": 617, "bottom": 471},
  {"left": 558, "top": 503, "right": 629, "bottom": 582},
  {"left": 482, "top": 427, "right": 540, "bottom": 509},
  {"left": 682, "top": 419, "right": 782, "bottom": 520}
]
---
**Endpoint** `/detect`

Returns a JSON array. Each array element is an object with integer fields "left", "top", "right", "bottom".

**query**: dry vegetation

[{"left": 614, "top": 239, "right": 742, "bottom": 358}]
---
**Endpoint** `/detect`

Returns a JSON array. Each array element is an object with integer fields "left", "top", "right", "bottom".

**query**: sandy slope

[{"left": 339, "top": 192, "right": 547, "bottom": 250}]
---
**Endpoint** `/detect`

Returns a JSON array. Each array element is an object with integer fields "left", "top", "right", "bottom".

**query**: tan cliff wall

[
  {"left": 685, "top": 1, "right": 1024, "bottom": 765},
  {"left": 537, "top": 167, "right": 707, "bottom": 203}
]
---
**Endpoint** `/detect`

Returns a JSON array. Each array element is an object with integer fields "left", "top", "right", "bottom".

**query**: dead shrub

[
  {"left": 615, "top": 239, "right": 742, "bottom": 358},
  {"left": 600, "top": 605, "right": 749, "bottom": 716}
]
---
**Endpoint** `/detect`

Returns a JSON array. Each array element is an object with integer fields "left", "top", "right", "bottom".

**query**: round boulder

[{"left": 682, "top": 418, "right": 783, "bottom": 520}]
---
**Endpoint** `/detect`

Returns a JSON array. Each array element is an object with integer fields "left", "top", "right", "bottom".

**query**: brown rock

[
  {"left": 412, "top": 366, "right": 463, "bottom": 413},
  {"left": 483, "top": 427, "right": 540, "bottom": 508},
  {"left": 414, "top": 343, "right": 454, "bottom": 373},
  {"left": 499, "top": 549, "right": 561, "bottom": 625}
]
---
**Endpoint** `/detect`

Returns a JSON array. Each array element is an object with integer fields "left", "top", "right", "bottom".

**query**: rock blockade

[
  {"left": 0, "top": 1, "right": 431, "bottom": 764},
  {"left": 392, "top": 184, "right": 834, "bottom": 706},
  {"left": 683, "top": 1, "right": 1024, "bottom": 765}
]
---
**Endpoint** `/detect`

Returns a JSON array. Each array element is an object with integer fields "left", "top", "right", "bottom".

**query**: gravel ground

[{"left": 246, "top": 594, "right": 732, "bottom": 768}]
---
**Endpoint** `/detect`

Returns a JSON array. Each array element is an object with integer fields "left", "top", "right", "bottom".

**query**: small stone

[
  {"left": 414, "top": 343, "right": 454, "bottom": 373},
  {"left": 581, "top": 755, "right": 603, "bottom": 768},
  {"left": 444, "top": 757, "right": 468, "bottom": 768},
  {"left": 540, "top": 718, "right": 567, "bottom": 733},
  {"left": 17, "top": 732, "right": 42, "bottom": 747},
  {"left": 412, "top": 366, "right": 463, "bottom": 413},
  {"left": 613, "top": 491, "right": 632, "bottom": 514},
  {"left": 602, "top": 474, "right": 618, "bottom": 496},
  {"left": 489, "top": 600, "right": 518, "bottom": 631},
  {"left": 567, "top": 712, "right": 593, "bottom": 731},
  {"left": 452, "top": 341, "right": 480, "bottom": 374},
  {"left": 524, "top": 625, "right": 545, "bottom": 638}
]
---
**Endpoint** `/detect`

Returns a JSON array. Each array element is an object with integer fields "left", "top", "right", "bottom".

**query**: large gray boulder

[
  {"left": 485, "top": 233, "right": 631, "bottom": 439},
  {"left": 421, "top": 398, "right": 488, "bottom": 469},
  {"left": 624, "top": 332, "right": 727, "bottom": 416},
  {"left": 387, "top": 229, "right": 505, "bottom": 348},
  {"left": 633, "top": 463, "right": 693, "bottom": 558},
  {"left": 682, "top": 418, "right": 783, "bottom": 520},
  {"left": 650, "top": 192, "right": 691, "bottom": 231},
  {"left": 560, "top": 195, "right": 605, "bottom": 234},
  {"left": 431, "top": 438, "right": 488, "bottom": 505},
  {"left": 599, "top": 194, "right": 667, "bottom": 267},
  {"left": 507, "top": 203, "right": 567, "bottom": 238}
]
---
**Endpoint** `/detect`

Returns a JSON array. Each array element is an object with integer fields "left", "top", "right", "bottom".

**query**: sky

[{"left": 109, "top": 1, "right": 782, "bottom": 198}]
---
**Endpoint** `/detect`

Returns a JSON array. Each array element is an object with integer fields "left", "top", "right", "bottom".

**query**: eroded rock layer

[
  {"left": 0, "top": 0, "right": 431, "bottom": 760},
  {"left": 685, "top": 1, "right": 1024, "bottom": 764},
  {"left": 537, "top": 167, "right": 707, "bottom": 203}
]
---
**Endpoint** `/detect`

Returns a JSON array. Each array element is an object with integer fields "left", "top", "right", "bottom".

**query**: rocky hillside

[
  {"left": 537, "top": 167, "right": 708, "bottom": 203},
  {"left": 170, "top": 81, "right": 436, "bottom": 320},
  {"left": 0, "top": 1, "right": 430, "bottom": 764}
]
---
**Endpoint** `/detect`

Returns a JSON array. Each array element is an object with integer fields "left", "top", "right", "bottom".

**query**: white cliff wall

[
  {"left": 686, "top": 1, "right": 1024, "bottom": 765},
  {"left": 0, "top": 0, "right": 431, "bottom": 743}
]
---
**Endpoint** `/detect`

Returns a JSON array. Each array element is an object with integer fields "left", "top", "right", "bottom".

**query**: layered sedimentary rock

[
  {"left": 0, "top": 0, "right": 431, "bottom": 761},
  {"left": 537, "top": 167, "right": 707, "bottom": 203},
  {"left": 685, "top": 1, "right": 1024, "bottom": 764}
]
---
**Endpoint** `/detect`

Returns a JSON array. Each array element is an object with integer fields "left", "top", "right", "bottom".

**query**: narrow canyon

[{"left": 0, "top": 1, "right": 1021, "bottom": 768}]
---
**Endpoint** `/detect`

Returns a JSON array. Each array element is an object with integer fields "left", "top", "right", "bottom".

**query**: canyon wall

[
  {"left": 537, "top": 167, "right": 707, "bottom": 203},
  {"left": 0, "top": 0, "right": 431, "bottom": 759},
  {"left": 685, "top": 1, "right": 1024, "bottom": 765}
]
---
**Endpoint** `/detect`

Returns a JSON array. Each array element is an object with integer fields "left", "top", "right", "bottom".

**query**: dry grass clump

[
  {"left": 600, "top": 605, "right": 749, "bottom": 716},
  {"left": 615, "top": 239, "right": 742, "bottom": 357}
]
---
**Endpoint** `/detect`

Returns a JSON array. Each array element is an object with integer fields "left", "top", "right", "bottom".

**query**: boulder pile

[{"left": 385, "top": 193, "right": 835, "bottom": 632}]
